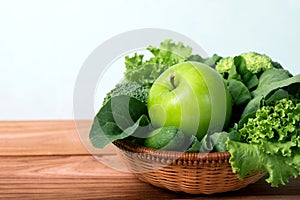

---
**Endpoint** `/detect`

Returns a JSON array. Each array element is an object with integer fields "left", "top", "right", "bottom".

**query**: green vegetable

[
  {"left": 89, "top": 95, "right": 150, "bottom": 148},
  {"left": 227, "top": 140, "right": 300, "bottom": 187},
  {"left": 240, "top": 98, "right": 300, "bottom": 145},
  {"left": 143, "top": 126, "right": 188, "bottom": 151},
  {"left": 215, "top": 57, "right": 234, "bottom": 74},
  {"left": 186, "top": 53, "right": 223, "bottom": 68},
  {"left": 257, "top": 68, "right": 291, "bottom": 89},
  {"left": 216, "top": 53, "right": 282, "bottom": 119},
  {"left": 240, "top": 73, "right": 300, "bottom": 125},
  {"left": 239, "top": 52, "right": 274, "bottom": 74},
  {"left": 124, "top": 39, "right": 193, "bottom": 86},
  {"left": 89, "top": 39, "right": 300, "bottom": 189},
  {"left": 227, "top": 79, "right": 251, "bottom": 106},
  {"left": 185, "top": 129, "right": 240, "bottom": 153},
  {"left": 227, "top": 98, "right": 300, "bottom": 186},
  {"left": 216, "top": 52, "right": 274, "bottom": 75},
  {"left": 103, "top": 82, "right": 150, "bottom": 105}
]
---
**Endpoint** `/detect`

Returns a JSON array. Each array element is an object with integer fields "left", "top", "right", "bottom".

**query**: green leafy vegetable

[
  {"left": 252, "top": 73, "right": 300, "bottom": 97},
  {"left": 186, "top": 53, "right": 222, "bottom": 68},
  {"left": 240, "top": 73, "right": 300, "bottom": 123},
  {"left": 216, "top": 52, "right": 274, "bottom": 75},
  {"left": 257, "top": 68, "right": 291, "bottom": 89},
  {"left": 227, "top": 98, "right": 300, "bottom": 186},
  {"left": 147, "top": 39, "right": 192, "bottom": 65},
  {"left": 240, "top": 98, "right": 300, "bottom": 144},
  {"left": 103, "top": 82, "right": 150, "bottom": 105},
  {"left": 227, "top": 79, "right": 251, "bottom": 106},
  {"left": 90, "top": 38, "right": 300, "bottom": 188},
  {"left": 90, "top": 95, "right": 150, "bottom": 148},
  {"left": 143, "top": 126, "right": 188, "bottom": 151},
  {"left": 227, "top": 140, "right": 300, "bottom": 187},
  {"left": 186, "top": 130, "right": 240, "bottom": 153},
  {"left": 124, "top": 40, "right": 193, "bottom": 85}
]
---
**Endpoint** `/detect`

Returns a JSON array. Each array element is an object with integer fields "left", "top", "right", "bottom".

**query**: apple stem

[{"left": 170, "top": 74, "right": 176, "bottom": 89}]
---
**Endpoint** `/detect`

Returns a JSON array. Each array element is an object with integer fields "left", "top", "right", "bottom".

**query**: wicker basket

[{"left": 113, "top": 139, "right": 265, "bottom": 194}]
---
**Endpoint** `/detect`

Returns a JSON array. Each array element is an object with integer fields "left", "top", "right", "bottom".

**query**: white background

[{"left": 1, "top": 0, "right": 300, "bottom": 120}]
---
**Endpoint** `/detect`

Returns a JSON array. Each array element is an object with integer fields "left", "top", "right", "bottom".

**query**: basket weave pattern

[{"left": 114, "top": 139, "right": 265, "bottom": 194}]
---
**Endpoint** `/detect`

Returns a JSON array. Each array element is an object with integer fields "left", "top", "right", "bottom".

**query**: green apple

[{"left": 148, "top": 61, "right": 232, "bottom": 140}]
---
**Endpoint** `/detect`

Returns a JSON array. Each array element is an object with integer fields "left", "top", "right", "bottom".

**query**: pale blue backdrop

[{"left": 0, "top": 0, "right": 299, "bottom": 119}]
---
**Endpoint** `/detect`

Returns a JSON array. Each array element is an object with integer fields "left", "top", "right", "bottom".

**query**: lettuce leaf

[
  {"left": 228, "top": 98, "right": 300, "bottom": 187},
  {"left": 124, "top": 39, "right": 192, "bottom": 85},
  {"left": 227, "top": 140, "right": 300, "bottom": 187}
]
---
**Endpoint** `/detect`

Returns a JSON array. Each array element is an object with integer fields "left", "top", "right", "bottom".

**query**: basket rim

[{"left": 113, "top": 139, "right": 231, "bottom": 162}]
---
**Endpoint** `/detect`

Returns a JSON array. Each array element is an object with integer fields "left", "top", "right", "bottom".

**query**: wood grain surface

[{"left": 0, "top": 121, "right": 299, "bottom": 199}]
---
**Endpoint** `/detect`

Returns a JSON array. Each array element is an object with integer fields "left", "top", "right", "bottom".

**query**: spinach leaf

[
  {"left": 214, "top": 130, "right": 241, "bottom": 152},
  {"left": 265, "top": 89, "right": 289, "bottom": 105},
  {"left": 227, "top": 56, "right": 259, "bottom": 90},
  {"left": 143, "top": 127, "right": 188, "bottom": 151},
  {"left": 89, "top": 95, "right": 150, "bottom": 148},
  {"left": 257, "top": 68, "right": 291, "bottom": 89},
  {"left": 186, "top": 131, "right": 241, "bottom": 153},
  {"left": 186, "top": 133, "right": 222, "bottom": 153},
  {"left": 253, "top": 74, "right": 300, "bottom": 97},
  {"left": 228, "top": 79, "right": 251, "bottom": 106},
  {"left": 186, "top": 135, "right": 202, "bottom": 152},
  {"left": 239, "top": 96, "right": 263, "bottom": 129},
  {"left": 227, "top": 63, "right": 241, "bottom": 81}
]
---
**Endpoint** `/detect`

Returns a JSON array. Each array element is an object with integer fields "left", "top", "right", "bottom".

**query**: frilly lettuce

[
  {"left": 227, "top": 98, "right": 300, "bottom": 186},
  {"left": 227, "top": 140, "right": 300, "bottom": 187},
  {"left": 124, "top": 39, "right": 192, "bottom": 86}
]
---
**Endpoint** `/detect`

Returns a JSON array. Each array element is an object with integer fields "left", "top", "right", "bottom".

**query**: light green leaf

[{"left": 227, "top": 140, "right": 300, "bottom": 187}]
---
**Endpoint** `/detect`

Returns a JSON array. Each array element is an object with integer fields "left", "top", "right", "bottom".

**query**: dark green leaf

[
  {"left": 186, "top": 135, "right": 202, "bottom": 152},
  {"left": 228, "top": 64, "right": 241, "bottom": 81},
  {"left": 258, "top": 68, "right": 291, "bottom": 89},
  {"left": 89, "top": 95, "right": 150, "bottom": 148},
  {"left": 144, "top": 127, "right": 188, "bottom": 151},
  {"left": 214, "top": 130, "right": 241, "bottom": 152},
  {"left": 253, "top": 74, "right": 300, "bottom": 97},
  {"left": 265, "top": 89, "right": 289, "bottom": 105},
  {"left": 228, "top": 79, "right": 251, "bottom": 106},
  {"left": 271, "top": 61, "right": 283, "bottom": 69},
  {"left": 187, "top": 54, "right": 222, "bottom": 68},
  {"left": 245, "top": 75, "right": 259, "bottom": 90},
  {"left": 239, "top": 97, "right": 262, "bottom": 127},
  {"left": 234, "top": 56, "right": 259, "bottom": 90},
  {"left": 187, "top": 131, "right": 239, "bottom": 153}
]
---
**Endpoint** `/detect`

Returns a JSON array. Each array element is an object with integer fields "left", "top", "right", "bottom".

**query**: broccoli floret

[
  {"left": 103, "top": 82, "right": 150, "bottom": 105},
  {"left": 240, "top": 52, "right": 273, "bottom": 73},
  {"left": 215, "top": 57, "right": 234, "bottom": 73},
  {"left": 216, "top": 52, "right": 274, "bottom": 74}
]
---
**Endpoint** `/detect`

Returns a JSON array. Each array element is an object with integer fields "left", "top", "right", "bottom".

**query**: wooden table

[{"left": 0, "top": 121, "right": 299, "bottom": 199}]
